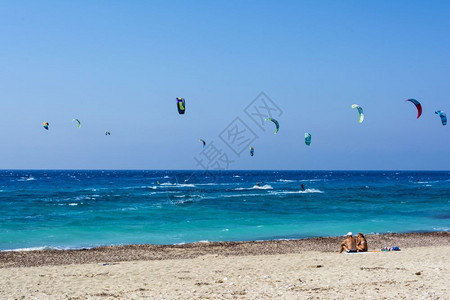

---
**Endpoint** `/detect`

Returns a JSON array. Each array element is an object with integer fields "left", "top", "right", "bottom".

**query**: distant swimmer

[
  {"left": 301, "top": 184, "right": 306, "bottom": 191},
  {"left": 256, "top": 182, "right": 261, "bottom": 187}
]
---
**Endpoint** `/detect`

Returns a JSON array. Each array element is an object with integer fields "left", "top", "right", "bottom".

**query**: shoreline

[{"left": 1, "top": 231, "right": 448, "bottom": 268}]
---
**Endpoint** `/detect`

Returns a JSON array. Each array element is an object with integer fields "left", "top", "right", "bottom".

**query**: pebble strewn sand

[
  {"left": 1, "top": 245, "right": 449, "bottom": 299},
  {"left": 1, "top": 232, "right": 448, "bottom": 268}
]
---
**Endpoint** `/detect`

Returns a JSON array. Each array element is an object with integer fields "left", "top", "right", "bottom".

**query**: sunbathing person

[
  {"left": 356, "top": 233, "right": 368, "bottom": 252},
  {"left": 339, "top": 232, "right": 357, "bottom": 253}
]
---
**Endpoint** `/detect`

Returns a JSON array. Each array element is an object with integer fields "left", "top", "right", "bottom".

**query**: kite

[
  {"left": 406, "top": 99, "right": 422, "bottom": 119},
  {"left": 435, "top": 110, "right": 447, "bottom": 126},
  {"left": 72, "top": 119, "right": 81, "bottom": 128},
  {"left": 351, "top": 104, "right": 364, "bottom": 123},
  {"left": 199, "top": 139, "right": 206, "bottom": 148},
  {"left": 176, "top": 98, "right": 185, "bottom": 114},
  {"left": 305, "top": 133, "right": 311, "bottom": 146},
  {"left": 43, "top": 122, "right": 49, "bottom": 130},
  {"left": 264, "top": 118, "right": 279, "bottom": 134},
  {"left": 105, "top": 131, "right": 111, "bottom": 135},
  {"left": 250, "top": 147, "right": 254, "bottom": 156}
]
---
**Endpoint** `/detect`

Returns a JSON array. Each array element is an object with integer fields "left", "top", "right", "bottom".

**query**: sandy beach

[{"left": 0, "top": 232, "right": 449, "bottom": 299}]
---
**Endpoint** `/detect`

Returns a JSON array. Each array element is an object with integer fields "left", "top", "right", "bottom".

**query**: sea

[{"left": 0, "top": 170, "right": 449, "bottom": 251}]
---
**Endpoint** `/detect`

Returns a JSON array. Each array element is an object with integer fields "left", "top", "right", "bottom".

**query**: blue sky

[{"left": 0, "top": 0, "right": 448, "bottom": 170}]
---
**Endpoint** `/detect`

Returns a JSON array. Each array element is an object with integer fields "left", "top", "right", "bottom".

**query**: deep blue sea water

[{"left": 0, "top": 170, "right": 449, "bottom": 251}]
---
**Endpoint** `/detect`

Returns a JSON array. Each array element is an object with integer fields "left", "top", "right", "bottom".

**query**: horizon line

[{"left": 0, "top": 169, "right": 448, "bottom": 172}]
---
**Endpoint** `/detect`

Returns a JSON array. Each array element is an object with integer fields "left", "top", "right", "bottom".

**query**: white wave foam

[
  {"left": 232, "top": 175, "right": 241, "bottom": 178},
  {"left": 159, "top": 183, "right": 196, "bottom": 187},
  {"left": 298, "top": 188, "right": 324, "bottom": 193},
  {"left": 252, "top": 185, "right": 273, "bottom": 190},
  {"left": 2, "top": 246, "right": 77, "bottom": 252},
  {"left": 298, "top": 179, "right": 324, "bottom": 182},
  {"left": 415, "top": 180, "right": 443, "bottom": 184},
  {"left": 81, "top": 188, "right": 98, "bottom": 192},
  {"left": 163, "top": 176, "right": 170, "bottom": 179},
  {"left": 433, "top": 226, "right": 450, "bottom": 231},
  {"left": 177, "top": 184, "right": 196, "bottom": 187},
  {"left": 119, "top": 185, "right": 157, "bottom": 190},
  {"left": 121, "top": 207, "right": 137, "bottom": 211},
  {"left": 234, "top": 185, "right": 273, "bottom": 190},
  {"left": 277, "top": 179, "right": 295, "bottom": 182},
  {"left": 68, "top": 203, "right": 78, "bottom": 206},
  {"left": 271, "top": 188, "right": 324, "bottom": 195},
  {"left": 25, "top": 215, "right": 43, "bottom": 218},
  {"left": 224, "top": 193, "right": 262, "bottom": 198},
  {"left": 17, "top": 177, "right": 35, "bottom": 182},
  {"left": 172, "top": 199, "right": 197, "bottom": 205},
  {"left": 140, "top": 186, "right": 157, "bottom": 189}
]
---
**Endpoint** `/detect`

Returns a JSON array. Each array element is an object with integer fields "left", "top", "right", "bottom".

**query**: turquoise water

[{"left": 0, "top": 170, "right": 449, "bottom": 251}]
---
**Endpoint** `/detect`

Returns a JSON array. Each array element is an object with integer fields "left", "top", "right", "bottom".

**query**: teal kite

[
  {"left": 305, "top": 133, "right": 311, "bottom": 146},
  {"left": 351, "top": 104, "right": 364, "bottom": 123},
  {"left": 265, "top": 118, "right": 279, "bottom": 134},
  {"left": 199, "top": 139, "right": 206, "bottom": 148},
  {"left": 435, "top": 110, "right": 447, "bottom": 126}
]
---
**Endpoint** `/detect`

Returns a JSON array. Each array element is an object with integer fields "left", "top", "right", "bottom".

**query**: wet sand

[{"left": 0, "top": 232, "right": 448, "bottom": 299}]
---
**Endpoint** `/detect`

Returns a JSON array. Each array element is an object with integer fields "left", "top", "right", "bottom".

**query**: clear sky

[{"left": 0, "top": 0, "right": 449, "bottom": 170}]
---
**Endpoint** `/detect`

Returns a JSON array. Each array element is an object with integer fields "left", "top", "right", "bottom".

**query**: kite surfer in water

[{"left": 301, "top": 184, "right": 306, "bottom": 191}]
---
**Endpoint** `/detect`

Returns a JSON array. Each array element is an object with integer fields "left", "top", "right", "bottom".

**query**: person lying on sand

[
  {"left": 356, "top": 233, "right": 368, "bottom": 252},
  {"left": 339, "top": 232, "right": 357, "bottom": 253}
]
